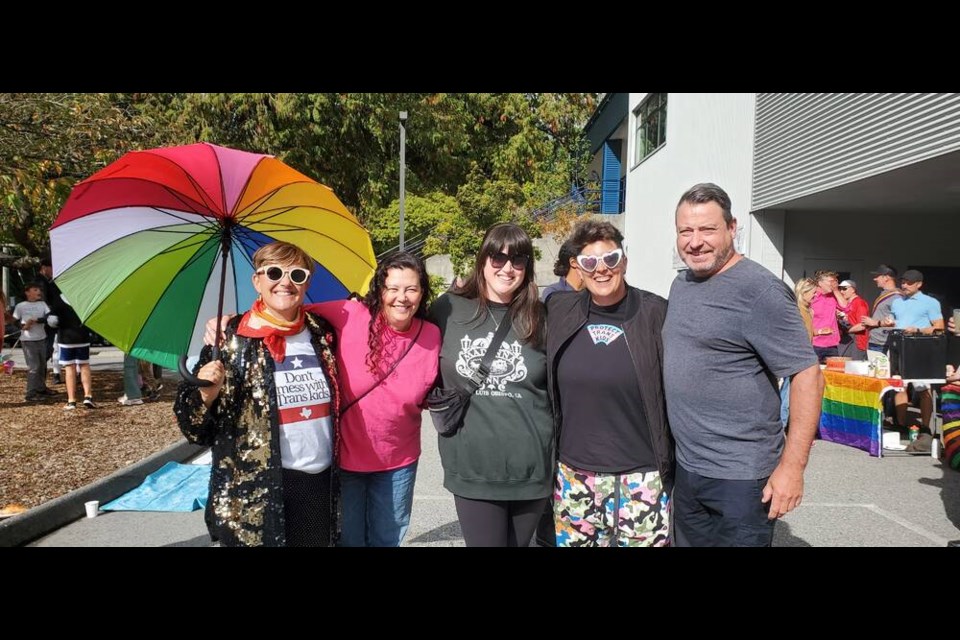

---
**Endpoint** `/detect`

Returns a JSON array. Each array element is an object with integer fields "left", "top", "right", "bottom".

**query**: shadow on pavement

[
  {"left": 163, "top": 534, "right": 213, "bottom": 548},
  {"left": 408, "top": 520, "right": 462, "bottom": 544},
  {"left": 773, "top": 521, "right": 812, "bottom": 547}
]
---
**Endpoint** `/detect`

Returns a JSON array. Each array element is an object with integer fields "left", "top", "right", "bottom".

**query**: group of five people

[{"left": 175, "top": 182, "right": 825, "bottom": 547}]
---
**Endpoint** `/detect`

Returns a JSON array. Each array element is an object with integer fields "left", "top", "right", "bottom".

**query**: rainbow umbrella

[{"left": 50, "top": 142, "right": 375, "bottom": 372}]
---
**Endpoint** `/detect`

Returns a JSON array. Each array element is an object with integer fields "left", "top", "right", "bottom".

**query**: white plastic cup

[{"left": 84, "top": 500, "right": 99, "bottom": 518}]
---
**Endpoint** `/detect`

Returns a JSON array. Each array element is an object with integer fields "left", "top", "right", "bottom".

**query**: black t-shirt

[{"left": 557, "top": 296, "right": 655, "bottom": 474}]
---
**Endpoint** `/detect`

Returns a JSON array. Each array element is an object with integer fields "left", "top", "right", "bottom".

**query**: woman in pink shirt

[
  {"left": 810, "top": 270, "right": 843, "bottom": 363},
  {"left": 307, "top": 251, "right": 441, "bottom": 547},
  {"left": 206, "top": 251, "right": 441, "bottom": 546}
]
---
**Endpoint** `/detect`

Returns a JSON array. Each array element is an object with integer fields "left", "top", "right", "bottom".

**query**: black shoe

[
  {"left": 51, "top": 374, "right": 62, "bottom": 385},
  {"left": 40, "top": 387, "right": 59, "bottom": 396},
  {"left": 82, "top": 396, "right": 96, "bottom": 409}
]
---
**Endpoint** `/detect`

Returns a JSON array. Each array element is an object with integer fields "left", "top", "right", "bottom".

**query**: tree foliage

[
  {"left": 0, "top": 93, "right": 598, "bottom": 272},
  {"left": 0, "top": 93, "right": 177, "bottom": 256}
]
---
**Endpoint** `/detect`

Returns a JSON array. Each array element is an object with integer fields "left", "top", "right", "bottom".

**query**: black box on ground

[{"left": 888, "top": 331, "right": 947, "bottom": 379}]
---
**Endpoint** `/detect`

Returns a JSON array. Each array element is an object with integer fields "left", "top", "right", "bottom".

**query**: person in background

[
  {"left": 546, "top": 219, "right": 672, "bottom": 546},
  {"left": 663, "top": 183, "right": 823, "bottom": 547},
  {"left": 52, "top": 292, "right": 96, "bottom": 410},
  {"left": 38, "top": 257, "right": 62, "bottom": 385},
  {"left": 858, "top": 264, "right": 902, "bottom": 354},
  {"left": 118, "top": 353, "right": 156, "bottom": 406},
  {"left": 540, "top": 238, "right": 583, "bottom": 302},
  {"left": 810, "top": 270, "right": 843, "bottom": 363},
  {"left": 836, "top": 279, "right": 869, "bottom": 360},
  {"left": 176, "top": 241, "right": 341, "bottom": 547},
  {"left": 429, "top": 223, "right": 553, "bottom": 547},
  {"left": 880, "top": 269, "right": 944, "bottom": 435},
  {"left": 12, "top": 283, "right": 52, "bottom": 403},
  {"left": 781, "top": 278, "right": 817, "bottom": 427}
]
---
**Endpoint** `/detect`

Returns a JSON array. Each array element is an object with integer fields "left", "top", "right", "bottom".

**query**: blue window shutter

[{"left": 601, "top": 140, "right": 622, "bottom": 214}]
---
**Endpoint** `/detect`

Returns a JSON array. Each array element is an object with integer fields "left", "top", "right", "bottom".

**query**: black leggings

[
  {"left": 454, "top": 495, "right": 549, "bottom": 547},
  {"left": 282, "top": 467, "right": 332, "bottom": 547}
]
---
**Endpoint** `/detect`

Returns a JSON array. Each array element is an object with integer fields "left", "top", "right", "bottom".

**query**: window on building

[{"left": 634, "top": 92, "right": 667, "bottom": 165}]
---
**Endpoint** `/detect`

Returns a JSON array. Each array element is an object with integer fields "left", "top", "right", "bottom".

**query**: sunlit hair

[
  {"left": 813, "top": 269, "right": 839, "bottom": 283},
  {"left": 676, "top": 182, "right": 733, "bottom": 225},
  {"left": 252, "top": 241, "right": 313, "bottom": 271},
  {"left": 363, "top": 251, "right": 432, "bottom": 373},
  {"left": 565, "top": 218, "right": 624, "bottom": 254},
  {"left": 453, "top": 223, "right": 544, "bottom": 348},
  {"left": 794, "top": 277, "right": 816, "bottom": 340}
]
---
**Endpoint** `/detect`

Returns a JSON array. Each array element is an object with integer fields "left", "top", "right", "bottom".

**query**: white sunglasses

[
  {"left": 255, "top": 265, "right": 311, "bottom": 285},
  {"left": 576, "top": 248, "right": 623, "bottom": 273}
]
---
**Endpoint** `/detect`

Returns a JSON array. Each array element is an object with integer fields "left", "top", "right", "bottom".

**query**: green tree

[{"left": 0, "top": 93, "right": 174, "bottom": 256}]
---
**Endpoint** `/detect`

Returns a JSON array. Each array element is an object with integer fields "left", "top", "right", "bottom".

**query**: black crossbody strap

[
  {"left": 342, "top": 319, "right": 424, "bottom": 414},
  {"left": 466, "top": 312, "right": 513, "bottom": 390}
]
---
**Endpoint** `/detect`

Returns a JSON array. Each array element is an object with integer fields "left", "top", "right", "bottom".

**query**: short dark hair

[
  {"left": 676, "top": 183, "right": 733, "bottom": 224},
  {"left": 25, "top": 281, "right": 43, "bottom": 291},
  {"left": 553, "top": 239, "right": 577, "bottom": 277},
  {"left": 40, "top": 256, "right": 52, "bottom": 268},
  {"left": 566, "top": 219, "right": 624, "bottom": 255}
]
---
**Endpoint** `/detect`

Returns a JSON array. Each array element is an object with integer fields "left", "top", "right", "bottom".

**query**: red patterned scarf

[{"left": 235, "top": 298, "right": 305, "bottom": 362}]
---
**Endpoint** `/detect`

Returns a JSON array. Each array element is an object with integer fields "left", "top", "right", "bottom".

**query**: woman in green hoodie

[{"left": 428, "top": 223, "right": 553, "bottom": 546}]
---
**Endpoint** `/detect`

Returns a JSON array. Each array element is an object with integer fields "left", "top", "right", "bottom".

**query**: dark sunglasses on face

[
  {"left": 489, "top": 252, "right": 529, "bottom": 270},
  {"left": 256, "top": 265, "right": 311, "bottom": 285},
  {"left": 576, "top": 248, "right": 623, "bottom": 273},
  {"left": 838, "top": 286, "right": 848, "bottom": 290}
]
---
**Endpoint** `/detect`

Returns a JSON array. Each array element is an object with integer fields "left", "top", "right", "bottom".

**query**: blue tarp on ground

[{"left": 101, "top": 462, "right": 210, "bottom": 512}]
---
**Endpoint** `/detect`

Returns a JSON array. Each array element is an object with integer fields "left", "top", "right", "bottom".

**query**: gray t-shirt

[
  {"left": 663, "top": 258, "right": 818, "bottom": 480},
  {"left": 867, "top": 289, "right": 902, "bottom": 349}
]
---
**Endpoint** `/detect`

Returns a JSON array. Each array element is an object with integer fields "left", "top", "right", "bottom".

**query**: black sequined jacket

[{"left": 174, "top": 312, "right": 341, "bottom": 547}]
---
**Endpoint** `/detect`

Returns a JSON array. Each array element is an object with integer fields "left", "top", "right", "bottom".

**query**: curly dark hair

[{"left": 362, "top": 251, "right": 432, "bottom": 374}]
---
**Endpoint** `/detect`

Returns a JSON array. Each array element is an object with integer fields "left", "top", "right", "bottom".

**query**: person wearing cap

[
  {"left": 836, "top": 279, "right": 869, "bottom": 360},
  {"left": 858, "top": 264, "right": 902, "bottom": 353},
  {"left": 884, "top": 269, "right": 943, "bottom": 435}
]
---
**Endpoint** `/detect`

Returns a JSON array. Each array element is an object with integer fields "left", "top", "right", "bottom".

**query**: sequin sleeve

[{"left": 174, "top": 344, "right": 223, "bottom": 446}]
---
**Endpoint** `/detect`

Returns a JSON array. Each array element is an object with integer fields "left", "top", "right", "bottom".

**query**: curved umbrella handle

[{"left": 178, "top": 355, "right": 214, "bottom": 388}]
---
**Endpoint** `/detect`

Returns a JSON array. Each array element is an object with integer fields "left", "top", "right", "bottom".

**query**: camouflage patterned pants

[{"left": 554, "top": 460, "right": 669, "bottom": 547}]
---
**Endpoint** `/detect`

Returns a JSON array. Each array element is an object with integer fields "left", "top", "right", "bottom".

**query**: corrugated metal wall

[{"left": 752, "top": 93, "right": 960, "bottom": 210}]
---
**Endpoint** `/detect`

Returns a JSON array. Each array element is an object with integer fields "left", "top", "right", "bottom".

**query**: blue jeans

[
  {"left": 339, "top": 461, "right": 418, "bottom": 547},
  {"left": 123, "top": 353, "right": 142, "bottom": 400}
]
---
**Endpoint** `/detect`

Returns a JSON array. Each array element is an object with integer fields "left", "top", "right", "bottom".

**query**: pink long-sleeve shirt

[
  {"left": 306, "top": 299, "right": 440, "bottom": 472},
  {"left": 810, "top": 291, "right": 840, "bottom": 348}
]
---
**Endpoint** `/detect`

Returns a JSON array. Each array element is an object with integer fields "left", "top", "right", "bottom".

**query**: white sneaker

[{"left": 118, "top": 396, "right": 143, "bottom": 406}]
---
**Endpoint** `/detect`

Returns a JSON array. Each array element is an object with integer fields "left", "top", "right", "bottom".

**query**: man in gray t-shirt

[
  {"left": 856, "top": 264, "right": 902, "bottom": 352},
  {"left": 663, "top": 183, "right": 823, "bottom": 547}
]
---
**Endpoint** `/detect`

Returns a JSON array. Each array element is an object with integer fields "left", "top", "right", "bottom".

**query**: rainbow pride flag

[{"left": 819, "top": 371, "right": 894, "bottom": 457}]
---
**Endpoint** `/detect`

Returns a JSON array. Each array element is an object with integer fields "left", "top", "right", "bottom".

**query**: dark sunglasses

[
  {"left": 838, "top": 286, "right": 849, "bottom": 290},
  {"left": 489, "top": 252, "right": 529, "bottom": 270},
  {"left": 576, "top": 248, "right": 623, "bottom": 273},
  {"left": 255, "top": 265, "right": 311, "bottom": 285}
]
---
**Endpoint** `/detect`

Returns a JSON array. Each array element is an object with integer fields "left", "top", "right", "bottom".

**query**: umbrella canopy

[{"left": 50, "top": 142, "right": 375, "bottom": 370}]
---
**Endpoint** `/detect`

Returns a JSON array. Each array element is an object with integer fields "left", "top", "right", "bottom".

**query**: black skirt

[{"left": 282, "top": 467, "right": 332, "bottom": 547}]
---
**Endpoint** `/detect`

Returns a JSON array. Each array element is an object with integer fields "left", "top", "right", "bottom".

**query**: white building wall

[{"left": 624, "top": 93, "right": 757, "bottom": 297}]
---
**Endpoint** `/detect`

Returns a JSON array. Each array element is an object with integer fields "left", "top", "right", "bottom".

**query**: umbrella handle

[{"left": 178, "top": 355, "right": 214, "bottom": 387}]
